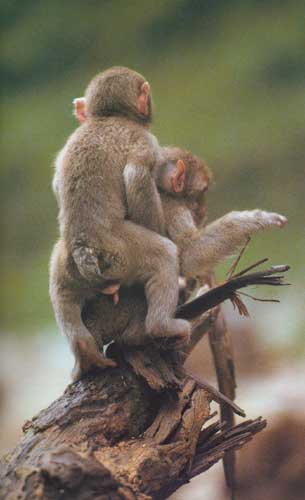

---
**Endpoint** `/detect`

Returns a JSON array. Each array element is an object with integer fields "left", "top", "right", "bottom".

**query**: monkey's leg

[
  {"left": 49, "top": 240, "right": 116, "bottom": 381},
  {"left": 53, "top": 290, "right": 116, "bottom": 381},
  {"left": 180, "top": 210, "right": 288, "bottom": 277},
  {"left": 102, "top": 221, "right": 191, "bottom": 346}
]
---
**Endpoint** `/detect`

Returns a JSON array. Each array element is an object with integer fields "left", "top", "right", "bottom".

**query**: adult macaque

[{"left": 50, "top": 67, "right": 190, "bottom": 380}]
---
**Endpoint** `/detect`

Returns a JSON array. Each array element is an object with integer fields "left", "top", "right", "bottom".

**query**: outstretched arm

[{"left": 180, "top": 209, "right": 288, "bottom": 278}]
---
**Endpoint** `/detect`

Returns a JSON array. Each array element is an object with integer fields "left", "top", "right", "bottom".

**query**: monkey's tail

[{"left": 176, "top": 262, "right": 290, "bottom": 320}]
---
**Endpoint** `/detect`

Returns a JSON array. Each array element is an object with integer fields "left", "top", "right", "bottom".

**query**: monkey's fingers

[
  {"left": 158, "top": 331, "right": 191, "bottom": 351},
  {"left": 100, "top": 283, "right": 120, "bottom": 305},
  {"left": 101, "top": 283, "right": 121, "bottom": 295},
  {"left": 73, "top": 338, "right": 117, "bottom": 381},
  {"left": 113, "top": 291, "right": 120, "bottom": 305}
]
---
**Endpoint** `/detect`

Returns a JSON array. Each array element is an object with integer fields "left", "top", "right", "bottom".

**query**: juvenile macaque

[
  {"left": 153, "top": 147, "right": 287, "bottom": 279},
  {"left": 71, "top": 103, "right": 287, "bottom": 356},
  {"left": 50, "top": 67, "right": 189, "bottom": 380},
  {"left": 73, "top": 100, "right": 287, "bottom": 289},
  {"left": 77, "top": 145, "right": 287, "bottom": 352},
  {"left": 73, "top": 99, "right": 287, "bottom": 282}
]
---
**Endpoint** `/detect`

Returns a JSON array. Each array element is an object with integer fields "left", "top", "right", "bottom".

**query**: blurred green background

[
  {"left": 1, "top": 0, "right": 304, "bottom": 334},
  {"left": 1, "top": 1, "right": 304, "bottom": 479}
]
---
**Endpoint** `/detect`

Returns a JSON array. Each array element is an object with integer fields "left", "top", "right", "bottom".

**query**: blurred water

[{"left": 0, "top": 331, "right": 73, "bottom": 453}]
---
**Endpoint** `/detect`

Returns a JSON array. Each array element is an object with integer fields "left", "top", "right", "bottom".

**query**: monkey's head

[
  {"left": 83, "top": 67, "right": 152, "bottom": 125},
  {"left": 158, "top": 147, "right": 212, "bottom": 197},
  {"left": 158, "top": 147, "right": 213, "bottom": 226}
]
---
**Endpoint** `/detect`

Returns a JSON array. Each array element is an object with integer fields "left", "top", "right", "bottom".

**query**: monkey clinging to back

[
  {"left": 50, "top": 67, "right": 190, "bottom": 380},
  {"left": 74, "top": 97, "right": 287, "bottom": 285},
  {"left": 57, "top": 95, "right": 288, "bottom": 358},
  {"left": 80, "top": 144, "right": 288, "bottom": 350}
]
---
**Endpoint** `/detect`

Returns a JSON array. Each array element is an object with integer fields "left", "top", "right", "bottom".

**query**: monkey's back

[{"left": 57, "top": 116, "right": 156, "bottom": 249}]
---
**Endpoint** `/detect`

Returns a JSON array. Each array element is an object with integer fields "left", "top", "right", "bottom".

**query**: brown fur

[
  {"left": 51, "top": 69, "right": 287, "bottom": 380},
  {"left": 50, "top": 67, "right": 189, "bottom": 380},
  {"left": 84, "top": 145, "right": 288, "bottom": 353},
  {"left": 154, "top": 148, "right": 287, "bottom": 279}
]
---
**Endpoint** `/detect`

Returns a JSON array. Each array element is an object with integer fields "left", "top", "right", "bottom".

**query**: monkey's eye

[{"left": 188, "top": 191, "right": 201, "bottom": 202}]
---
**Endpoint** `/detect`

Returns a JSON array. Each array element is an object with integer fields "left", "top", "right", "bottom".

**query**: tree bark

[
  {"left": 0, "top": 348, "right": 265, "bottom": 500},
  {"left": 1, "top": 262, "right": 288, "bottom": 499}
]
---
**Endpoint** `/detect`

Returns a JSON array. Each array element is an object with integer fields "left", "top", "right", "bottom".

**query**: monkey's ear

[
  {"left": 137, "top": 81, "right": 150, "bottom": 115},
  {"left": 73, "top": 97, "right": 87, "bottom": 124},
  {"left": 171, "top": 159, "right": 186, "bottom": 193}
]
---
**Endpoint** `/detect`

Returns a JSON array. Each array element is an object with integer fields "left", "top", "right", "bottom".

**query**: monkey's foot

[
  {"left": 72, "top": 339, "right": 117, "bottom": 381},
  {"left": 244, "top": 210, "right": 288, "bottom": 229},
  {"left": 147, "top": 319, "right": 191, "bottom": 350}
]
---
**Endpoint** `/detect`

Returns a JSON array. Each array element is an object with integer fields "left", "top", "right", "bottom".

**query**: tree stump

[
  {"left": 0, "top": 345, "right": 266, "bottom": 500},
  {"left": 2, "top": 263, "right": 289, "bottom": 499}
]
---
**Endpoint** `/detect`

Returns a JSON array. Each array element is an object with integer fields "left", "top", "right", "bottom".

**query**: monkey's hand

[
  {"left": 101, "top": 282, "right": 120, "bottom": 305},
  {"left": 179, "top": 210, "right": 288, "bottom": 278},
  {"left": 72, "top": 246, "right": 107, "bottom": 284},
  {"left": 235, "top": 210, "right": 288, "bottom": 231},
  {"left": 72, "top": 337, "right": 116, "bottom": 382}
]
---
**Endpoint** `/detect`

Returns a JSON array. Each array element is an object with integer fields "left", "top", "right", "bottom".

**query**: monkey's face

[
  {"left": 183, "top": 155, "right": 212, "bottom": 227},
  {"left": 161, "top": 147, "right": 212, "bottom": 197},
  {"left": 185, "top": 157, "right": 211, "bottom": 199},
  {"left": 85, "top": 66, "right": 153, "bottom": 124}
]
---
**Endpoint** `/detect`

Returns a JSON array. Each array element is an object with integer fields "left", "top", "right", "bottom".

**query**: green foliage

[{"left": 1, "top": 0, "right": 304, "bottom": 332}]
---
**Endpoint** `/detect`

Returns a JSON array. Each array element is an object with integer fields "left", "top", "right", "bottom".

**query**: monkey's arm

[
  {"left": 161, "top": 194, "right": 200, "bottom": 244},
  {"left": 123, "top": 134, "right": 166, "bottom": 234},
  {"left": 180, "top": 209, "right": 288, "bottom": 277},
  {"left": 124, "top": 164, "right": 166, "bottom": 235}
]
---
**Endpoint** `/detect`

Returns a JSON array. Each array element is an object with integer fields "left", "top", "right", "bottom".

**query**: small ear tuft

[
  {"left": 171, "top": 159, "right": 186, "bottom": 193},
  {"left": 138, "top": 82, "right": 151, "bottom": 115},
  {"left": 141, "top": 81, "right": 150, "bottom": 95},
  {"left": 73, "top": 97, "right": 87, "bottom": 124}
]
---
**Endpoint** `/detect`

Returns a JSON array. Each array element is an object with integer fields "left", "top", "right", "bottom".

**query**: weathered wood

[
  {"left": 209, "top": 310, "right": 237, "bottom": 498},
  {"left": 0, "top": 361, "right": 266, "bottom": 500},
  {"left": 1, "top": 261, "right": 288, "bottom": 498}
]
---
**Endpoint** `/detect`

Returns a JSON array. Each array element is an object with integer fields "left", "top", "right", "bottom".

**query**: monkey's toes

[
  {"left": 159, "top": 319, "right": 191, "bottom": 350},
  {"left": 275, "top": 214, "right": 288, "bottom": 227},
  {"left": 256, "top": 210, "right": 288, "bottom": 229},
  {"left": 266, "top": 212, "right": 288, "bottom": 228},
  {"left": 71, "top": 355, "right": 117, "bottom": 382}
]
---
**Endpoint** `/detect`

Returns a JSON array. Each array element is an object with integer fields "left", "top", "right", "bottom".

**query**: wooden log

[
  {"left": 0, "top": 359, "right": 266, "bottom": 499},
  {"left": 2, "top": 260, "right": 288, "bottom": 498}
]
